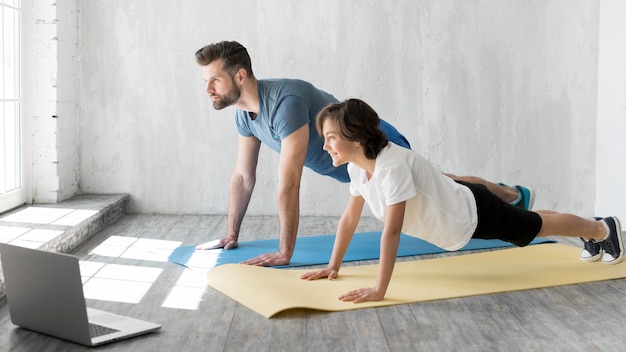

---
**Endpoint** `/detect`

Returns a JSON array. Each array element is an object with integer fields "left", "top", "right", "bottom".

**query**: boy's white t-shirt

[{"left": 348, "top": 143, "right": 478, "bottom": 251}]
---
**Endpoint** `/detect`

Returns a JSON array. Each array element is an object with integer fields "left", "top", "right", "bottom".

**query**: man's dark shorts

[{"left": 456, "top": 181, "right": 542, "bottom": 247}]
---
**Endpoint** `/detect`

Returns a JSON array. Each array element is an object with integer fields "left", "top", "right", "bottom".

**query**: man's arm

[
  {"left": 242, "top": 124, "right": 309, "bottom": 266},
  {"left": 197, "top": 135, "right": 261, "bottom": 250}
]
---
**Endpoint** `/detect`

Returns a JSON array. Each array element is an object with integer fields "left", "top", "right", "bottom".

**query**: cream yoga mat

[{"left": 205, "top": 243, "right": 626, "bottom": 318}]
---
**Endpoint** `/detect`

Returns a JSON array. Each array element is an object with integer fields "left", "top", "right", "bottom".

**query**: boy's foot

[
  {"left": 599, "top": 216, "right": 623, "bottom": 265},
  {"left": 579, "top": 238, "right": 602, "bottom": 262},
  {"left": 580, "top": 217, "right": 603, "bottom": 262},
  {"left": 512, "top": 185, "right": 535, "bottom": 211}
]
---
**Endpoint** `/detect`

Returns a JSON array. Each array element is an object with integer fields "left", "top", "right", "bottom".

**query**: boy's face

[{"left": 321, "top": 119, "right": 361, "bottom": 167}]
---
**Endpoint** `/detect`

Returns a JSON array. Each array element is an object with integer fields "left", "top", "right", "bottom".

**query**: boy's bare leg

[
  {"left": 535, "top": 211, "right": 623, "bottom": 265},
  {"left": 535, "top": 211, "right": 606, "bottom": 241}
]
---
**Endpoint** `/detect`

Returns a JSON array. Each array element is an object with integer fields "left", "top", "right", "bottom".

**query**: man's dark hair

[{"left": 195, "top": 41, "right": 254, "bottom": 77}]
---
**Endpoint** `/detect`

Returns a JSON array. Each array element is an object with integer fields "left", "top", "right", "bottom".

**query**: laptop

[{"left": 0, "top": 243, "right": 161, "bottom": 346}]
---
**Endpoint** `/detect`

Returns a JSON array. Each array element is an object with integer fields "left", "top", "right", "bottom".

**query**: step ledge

[{"left": 0, "top": 194, "right": 130, "bottom": 301}]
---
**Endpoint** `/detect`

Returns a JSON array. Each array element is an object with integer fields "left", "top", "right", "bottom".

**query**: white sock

[
  {"left": 510, "top": 187, "right": 521, "bottom": 205},
  {"left": 600, "top": 219, "right": 610, "bottom": 241}
]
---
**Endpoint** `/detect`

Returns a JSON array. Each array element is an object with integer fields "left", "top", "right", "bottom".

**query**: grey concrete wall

[{"left": 76, "top": 1, "right": 601, "bottom": 216}]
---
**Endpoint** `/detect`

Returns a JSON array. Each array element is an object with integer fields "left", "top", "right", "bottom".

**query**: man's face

[{"left": 201, "top": 59, "right": 241, "bottom": 110}]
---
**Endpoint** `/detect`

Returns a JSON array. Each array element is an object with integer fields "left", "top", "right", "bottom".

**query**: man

[{"left": 195, "top": 40, "right": 534, "bottom": 266}]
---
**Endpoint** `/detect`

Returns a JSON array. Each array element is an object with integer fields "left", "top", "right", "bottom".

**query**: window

[{"left": 1, "top": 0, "right": 28, "bottom": 213}]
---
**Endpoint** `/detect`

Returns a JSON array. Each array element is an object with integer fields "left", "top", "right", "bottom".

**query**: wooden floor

[{"left": 1, "top": 214, "right": 625, "bottom": 351}]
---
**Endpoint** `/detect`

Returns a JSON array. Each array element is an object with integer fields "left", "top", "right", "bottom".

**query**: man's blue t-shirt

[{"left": 235, "top": 79, "right": 410, "bottom": 183}]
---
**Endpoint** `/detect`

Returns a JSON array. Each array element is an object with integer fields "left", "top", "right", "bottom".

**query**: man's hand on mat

[
  {"left": 196, "top": 237, "right": 238, "bottom": 250},
  {"left": 300, "top": 268, "right": 338, "bottom": 281},
  {"left": 338, "top": 287, "right": 384, "bottom": 303},
  {"left": 241, "top": 252, "right": 290, "bottom": 266}
]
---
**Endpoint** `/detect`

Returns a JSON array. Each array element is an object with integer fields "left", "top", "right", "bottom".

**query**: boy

[{"left": 301, "top": 99, "right": 622, "bottom": 303}]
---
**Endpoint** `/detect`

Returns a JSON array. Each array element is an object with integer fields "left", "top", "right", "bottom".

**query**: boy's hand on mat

[
  {"left": 241, "top": 252, "right": 290, "bottom": 266},
  {"left": 300, "top": 268, "right": 338, "bottom": 281},
  {"left": 196, "top": 237, "right": 238, "bottom": 250},
  {"left": 339, "top": 288, "right": 383, "bottom": 303}
]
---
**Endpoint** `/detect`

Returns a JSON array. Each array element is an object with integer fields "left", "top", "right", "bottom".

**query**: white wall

[
  {"left": 30, "top": 0, "right": 79, "bottom": 203},
  {"left": 595, "top": 0, "right": 626, "bottom": 221},
  {"left": 77, "top": 1, "right": 601, "bottom": 216}
]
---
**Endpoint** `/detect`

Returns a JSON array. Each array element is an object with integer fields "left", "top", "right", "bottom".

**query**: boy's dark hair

[
  {"left": 316, "top": 99, "right": 388, "bottom": 159},
  {"left": 195, "top": 41, "right": 255, "bottom": 78}
]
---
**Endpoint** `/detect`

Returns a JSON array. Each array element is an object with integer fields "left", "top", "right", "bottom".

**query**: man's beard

[{"left": 212, "top": 84, "right": 241, "bottom": 110}]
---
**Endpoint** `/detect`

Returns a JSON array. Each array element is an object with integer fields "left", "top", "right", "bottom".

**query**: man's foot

[
  {"left": 511, "top": 185, "right": 535, "bottom": 211},
  {"left": 599, "top": 216, "right": 623, "bottom": 265}
]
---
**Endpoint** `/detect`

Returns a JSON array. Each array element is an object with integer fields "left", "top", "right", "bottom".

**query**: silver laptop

[{"left": 0, "top": 243, "right": 161, "bottom": 346}]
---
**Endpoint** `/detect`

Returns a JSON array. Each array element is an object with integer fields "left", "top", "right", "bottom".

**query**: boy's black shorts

[{"left": 456, "top": 181, "right": 543, "bottom": 247}]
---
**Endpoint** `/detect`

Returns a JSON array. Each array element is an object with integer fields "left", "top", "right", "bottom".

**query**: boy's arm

[
  {"left": 328, "top": 195, "right": 365, "bottom": 271},
  {"left": 301, "top": 195, "right": 364, "bottom": 280},
  {"left": 373, "top": 201, "right": 405, "bottom": 297},
  {"left": 338, "top": 201, "right": 405, "bottom": 302}
]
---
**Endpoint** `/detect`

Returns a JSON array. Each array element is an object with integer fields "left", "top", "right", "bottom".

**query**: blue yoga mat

[{"left": 168, "top": 232, "right": 554, "bottom": 269}]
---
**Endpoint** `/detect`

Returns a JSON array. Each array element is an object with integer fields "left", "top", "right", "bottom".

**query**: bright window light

[
  {"left": 89, "top": 235, "right": 182, "bottom": 262},
  {"left": 0, "top": 225, "right": 30, "bottom": 239},
  {"left": 17, "top": 228, "right": 64, "bottom": 242},
  {"left": 81, "top": 263, "right": 164, "bottom": 304},
  {"left": 161, "top": 269, "right": 208, "bottom": 310},
  {"left": 161, "top": 286, "right": 205, "bottom": 310},
  {"left": 0, "top": 207, "right": 83, "bottom": 224},
  {"left": 83, "top": 277, "right": 155, "bottom": 304},
  {"left": 184, "top": 250, "right": 221, "bottom": 271}
]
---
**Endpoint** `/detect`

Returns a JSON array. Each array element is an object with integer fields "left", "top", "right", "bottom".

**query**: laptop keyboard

[{"left": 89, "top": 323, "right": 120, "bottom": 338}]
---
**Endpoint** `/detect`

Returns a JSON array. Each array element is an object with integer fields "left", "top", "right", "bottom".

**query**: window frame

[{"left": 0, "top": 0, "right": 31, "bottom": 213}]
